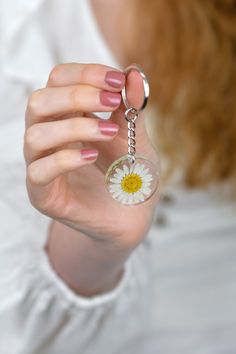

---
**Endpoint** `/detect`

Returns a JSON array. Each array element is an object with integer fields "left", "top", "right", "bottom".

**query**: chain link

[{"left": 125, "top": 108, "right": 139, "bottom": 164}]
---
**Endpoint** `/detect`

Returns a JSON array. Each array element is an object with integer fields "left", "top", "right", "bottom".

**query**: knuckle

[
  {"left": 48, "top": 64, "right": 64, "bottom": 85},
  {"left": 80, "top": 65, "right": 89, "bottom": 82},
  {"left": 69, "top": 86, "right": 81, "bottom": 111},
  {"left": 27, "top": 89, "right": 44, "bottom": 116},
  {"left": 24, "top": 126, "right": 39, "bottom": 150},
  {"left": 68, "top": 117, "right": 81, "bottom": 138},
  {"left": 54, "top": 150, "right": 70, "bottom": 169},
  {"left": 80, "top": 64, "right": 101, "bottom": 82},
  {"left": 27, "top": 164, "right": 39, "bottom": 185}
]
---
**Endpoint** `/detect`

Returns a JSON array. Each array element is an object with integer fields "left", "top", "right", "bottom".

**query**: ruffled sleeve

[{"left": 0, "top": 220, "right": 152, "bottom": 354}]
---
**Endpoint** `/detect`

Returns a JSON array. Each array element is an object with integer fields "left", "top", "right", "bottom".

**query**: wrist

[{"left": 45, "top": 219, "right": 133, "bottom": 297}]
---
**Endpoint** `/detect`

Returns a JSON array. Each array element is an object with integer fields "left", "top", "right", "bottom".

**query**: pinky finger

[{"left": 27, "top": 148, "right": 98, "bottom": 186}]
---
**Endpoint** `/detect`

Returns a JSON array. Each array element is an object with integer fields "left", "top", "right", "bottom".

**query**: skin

[
  {"left": 90, "top": 0, "right": 133, "bottom": 67},
  {"left": 23, "top": 3, "right": 159, "bottom": 296}
]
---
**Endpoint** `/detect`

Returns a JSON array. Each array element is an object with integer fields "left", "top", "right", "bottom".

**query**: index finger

[{"left": 46, "top": 63, "right": 125, "bottom": 91}]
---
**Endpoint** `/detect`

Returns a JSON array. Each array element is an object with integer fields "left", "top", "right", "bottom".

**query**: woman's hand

[{"left": 24, "top": 63, "right": 159, "bottom": 251}]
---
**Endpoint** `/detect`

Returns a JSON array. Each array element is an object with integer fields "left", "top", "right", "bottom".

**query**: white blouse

[{"left": 0, "top": 1, "right": 236, "bottom": 353}]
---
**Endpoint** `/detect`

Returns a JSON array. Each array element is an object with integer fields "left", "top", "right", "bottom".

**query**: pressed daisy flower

[{"left": 108, "top": 162, "right": 153, "bottom": 205}]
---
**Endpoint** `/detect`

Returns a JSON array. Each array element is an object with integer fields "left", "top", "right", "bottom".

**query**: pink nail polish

[
  {"left": 98, "top": 121, "right": 119, "bottom": 136},
  {"left": 100, "top": 91, "right": 121, "bottom": 107},
  {"left": 81, "top": 149, "right": 98, "bottom": 161},
  {"left": 105, "top": 71, "right": 125, "bottom": 88}
]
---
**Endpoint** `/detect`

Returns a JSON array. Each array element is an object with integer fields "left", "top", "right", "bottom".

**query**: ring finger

[
  {"left": 24, "top": 117, "right": 119, "bottom": 163},
  {"left": 26, "top": 85, "right": 121, "bottom": 128}
]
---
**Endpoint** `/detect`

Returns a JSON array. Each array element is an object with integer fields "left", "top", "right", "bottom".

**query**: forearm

[{"left": 44, "top": 220, "right": 133, "bottom": 297}]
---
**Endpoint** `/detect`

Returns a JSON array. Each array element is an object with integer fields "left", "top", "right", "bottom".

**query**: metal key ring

[{"left": 121, "top": 63, "right": 150, "bottom": 114}]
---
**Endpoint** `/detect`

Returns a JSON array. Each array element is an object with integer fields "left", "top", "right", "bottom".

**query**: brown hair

[{"left": 125, "top": 0, "right": 236, "bottom": 190}]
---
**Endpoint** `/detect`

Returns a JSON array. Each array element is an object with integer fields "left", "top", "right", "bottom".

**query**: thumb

[{"left": 110, "top": 67, "right": 148, "bottom": 133}]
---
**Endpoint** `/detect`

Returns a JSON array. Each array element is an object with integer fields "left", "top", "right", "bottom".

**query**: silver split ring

[{"left": 121, "top": 63, "right": 150, "bottom": 114}]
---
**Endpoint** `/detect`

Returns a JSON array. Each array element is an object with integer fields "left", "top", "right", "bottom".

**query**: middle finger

[
  {"left": 24, "top": 117, "right": 119, "bottom": 163},
  {"left": 26, "top": 85, "right": 121, "bottom": 127}
]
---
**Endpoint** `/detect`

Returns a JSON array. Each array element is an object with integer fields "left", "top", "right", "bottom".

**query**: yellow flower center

[{"left": 121, "top": 173, "right": 143, "bottom": 194}]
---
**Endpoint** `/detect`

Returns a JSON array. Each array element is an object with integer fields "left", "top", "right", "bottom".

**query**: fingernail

[
  {"left": 105, "top": 71, "right": 125, "bottom": 88},
  {"left": 98, "top": 121, "right": 119, "bottom": 136},
  {"left": 100, "top": 91, "right": 121, "bottom": 107},
  {"left": 81, "top": 149, "right": 98, "bottom": 161}
]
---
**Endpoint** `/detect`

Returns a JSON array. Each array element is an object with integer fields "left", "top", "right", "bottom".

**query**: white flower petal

[
  {"left": 114, "top": 169, "right": 125, "bottom": 181},
  {"left": 134, "top": 191, "right": 144, "bottom": 203},
  {"left": 114, "top": 168, "right": 124, "bottom": 175},
  {"left": 140, "top": 193, "right": 145, "bottom": 202},
  {"left": 127, "top": 194, "right": 135, "bottom": 204},
  {"left": 128, "top": 192, "right": 134, "bottom": 202},
  {"left": 141, "top": 186, "right": 151, "bottom": 196},
  {"left": 110, "top": 188, "right": 120, "bottom": 194},
  {"left": 123, "top": 164, "right": 130, "bottom": 175},
  {"left": 144, "top": 184, "right": 152, "bottom": 191},
  {"left": 129, "top": 164, "right": 135, "bottom": 173},
  {"left": 111, "top": 191, "right": 121, "bottom": 199},
  {"left": 109, "top": 185, "right": 122, "bottom": 193},
  {"left": 115, "top": 192, "right": 124, "bottom": 202},
  {"left": 122, "top": 194, "right": 128, "bottom": 203},
  {"left": 132, "top": 193, "right": 139, "bottom": 204},
  {"left": 142, "top": 178, "right": 149, "bottom": 186},
  {"left": 109, "top": 182, "right": 121, "bottom": 188},
  {"left": 110, "top": 177, "right": 121, "bottom": 184},
  {"left": 113, "top": 173, "right": 123, "bottom": 181},
  {"left": 140, "top": 183, "right": 149, "bottom": 191},
  {"left": 122, "top": 193, "right": 131, "bottom": 204},
  {"left": 114, "top": 192, "right": 124, "bottom": 200},
  {"left": 141, "top": 169, "right": 152, "bottom": 179},
  {"left": 121, "top": 190, "right": 127, "bottom": 197},
  {"left": 142, "top": 174, "right": 153, "bottom": 183},
  {"left": 142, "top": 167, "right": 151, "bottom": 174},
  {"left": 133, "top": 163, "right": 142, "bottom": 174},
  {"left": 136, "top": 164, "right": 146, "bottom": 175}
]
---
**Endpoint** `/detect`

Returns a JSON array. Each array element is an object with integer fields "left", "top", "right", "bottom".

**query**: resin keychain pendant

[
  {"left": 105, "top": 64, "right": 159, "bottom": 205},
  {"left": 105, "top": 154, "right": 158, "bottom": 205}
]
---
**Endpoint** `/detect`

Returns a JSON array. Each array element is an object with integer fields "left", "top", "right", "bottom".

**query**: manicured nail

[
  {"left": 81, "top": 149, "right": 98, "bottom": 161},
  {"left": 100, "top": 91, "right": 121, "bottom": 107},
  {"left": 98, "top": 121, "right": 119, "bottom": 136},
  {"left": 105, "top": 71, "right": 125, "bottom": 88}
]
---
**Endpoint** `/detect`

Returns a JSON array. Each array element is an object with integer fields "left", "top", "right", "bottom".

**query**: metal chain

[{"left": 125, "top": 107, "right": 138, "bottom": 164}]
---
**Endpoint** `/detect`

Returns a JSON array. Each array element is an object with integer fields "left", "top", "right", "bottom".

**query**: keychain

[{"left": 105, "top": 64, "right": 159, "bottom": 205}]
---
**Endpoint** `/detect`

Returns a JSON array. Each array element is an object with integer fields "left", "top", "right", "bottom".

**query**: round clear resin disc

[{"left": 105, "top": 154, "right": 159, "bottom": 205}]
